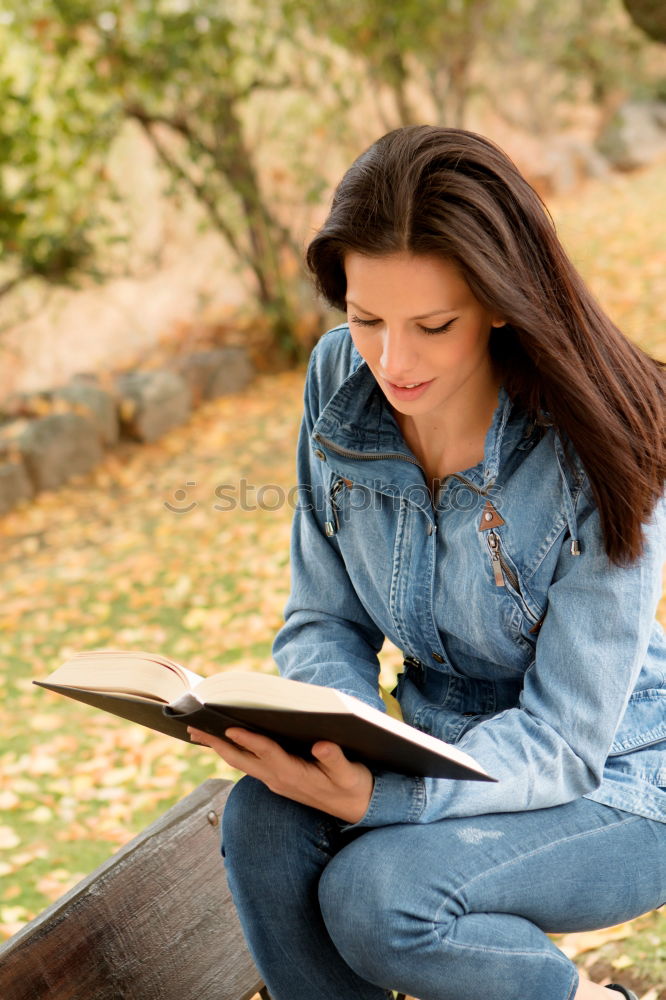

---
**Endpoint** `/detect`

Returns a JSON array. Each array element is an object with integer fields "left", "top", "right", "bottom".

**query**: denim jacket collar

[{"left": 311, "top": 344, "right": 515, "bottom": 503}]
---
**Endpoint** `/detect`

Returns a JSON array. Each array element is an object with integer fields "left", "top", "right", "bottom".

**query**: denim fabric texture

[
  {"left": 222, "top": 775, "right": 666, "bottom": 1000},
  {"left": 272, "top": 324, "right": 666, "bottom": 827}
]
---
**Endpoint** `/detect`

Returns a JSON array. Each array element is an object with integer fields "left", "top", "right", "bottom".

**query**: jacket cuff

[{"left": 342, "top": 771, "right": 427, "bottom": 829}]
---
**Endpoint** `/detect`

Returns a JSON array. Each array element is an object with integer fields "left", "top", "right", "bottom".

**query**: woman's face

[{"left": 344, "top": 251, "right": 504, "bottom": 420}]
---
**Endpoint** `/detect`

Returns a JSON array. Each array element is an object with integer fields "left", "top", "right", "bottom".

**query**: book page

[
  {"left": 193, "top": 671, "right": 350, "bottom": 713},
  {"left": 39, "top": 650, "right": 203, "bottom": 704}
]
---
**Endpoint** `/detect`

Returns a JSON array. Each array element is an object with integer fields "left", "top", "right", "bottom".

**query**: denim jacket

[{"left": 272, "top": 325, "right": 666, "bottom": 827}]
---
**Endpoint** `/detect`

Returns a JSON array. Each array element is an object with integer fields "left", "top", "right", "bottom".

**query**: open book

[{"left": 34, "top": 650, "right": 495, "bottom": 782}]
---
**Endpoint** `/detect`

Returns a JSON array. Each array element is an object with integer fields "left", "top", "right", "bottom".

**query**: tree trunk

[
  {"left": 384, "top": 52, "right": 419, "bottom": 127},
  {"left": 126, "top": 99, "right": 304, "bottom": 362}
]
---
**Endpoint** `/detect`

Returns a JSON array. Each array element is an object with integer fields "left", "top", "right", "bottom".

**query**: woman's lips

[{"left": 383, "top": 377, "right": 434, "bottom": 401}]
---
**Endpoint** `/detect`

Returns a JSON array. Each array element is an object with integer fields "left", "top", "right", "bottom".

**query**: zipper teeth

[
  {"left": 314, "top": 433, "right": 420, "bottom": 467},
  {"left": 446, "top": 472, "right": 492, "bottom": 498},
  {"left": 499, "top": 552, "right": 519, "bottom": 592}
]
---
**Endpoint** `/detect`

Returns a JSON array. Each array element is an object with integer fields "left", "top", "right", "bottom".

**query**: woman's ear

[{"left": 491, "top": 317, "right": 507, "bottom": 328}]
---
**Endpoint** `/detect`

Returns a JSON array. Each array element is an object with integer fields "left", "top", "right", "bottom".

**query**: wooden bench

[{"left": 0, "top": 779, "right": 271, "bottom": 1000}]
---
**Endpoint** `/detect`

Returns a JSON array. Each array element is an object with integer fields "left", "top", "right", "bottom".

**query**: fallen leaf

[
  {"left": 554, "top": 921, "right": 635, "bottom": 959},
  {"left": 0, "top": 827, "right": 20, "bottom": 850}
]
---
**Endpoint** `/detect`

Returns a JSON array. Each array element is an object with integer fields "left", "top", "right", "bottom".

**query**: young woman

[{"left": 189, "top": 126, "right": 666, "bottom": 1000}]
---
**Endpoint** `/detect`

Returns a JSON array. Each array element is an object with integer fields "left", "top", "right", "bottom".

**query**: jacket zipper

[
  {"left": 314, "top": 433, "right": 421, "bottom": 469},
  {"left": 316, "top": 435, "right": 540, "bottom": 626},
  {"left": 486, "top": 530, "right": 519, "bottom": 590},
  {"left": 313, "top": 434, "right": 493, "bottom": 498},
  {"left": 487, "top": 530, "right": 543, "bottom": 632}
]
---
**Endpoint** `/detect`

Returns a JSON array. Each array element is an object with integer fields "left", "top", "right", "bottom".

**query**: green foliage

[
  {"left": 286, "top": 0, "right": 516, "bottom": 127},
  {"left": 547, "top": 0, "right": 652, "bottom": 106},
  {"left": 0, "top": 13, "right": 121, "bottom": 295},
  {"left": 466, "top": 0, "right": 662, "bottom": 136},
  {"left": 0, "top": 0, "right": 314, "bottom": 357}
]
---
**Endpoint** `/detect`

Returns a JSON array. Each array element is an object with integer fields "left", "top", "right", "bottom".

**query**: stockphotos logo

[{"left": 163, "top": 479, "right": 501, "bottom": 515}]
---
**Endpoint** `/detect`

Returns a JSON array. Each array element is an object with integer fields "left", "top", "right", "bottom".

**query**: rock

[
  {"left": 1, "top": 391, "right": 52, "bottom": 420},
  {"left": 176, "top": 347, "right": 254, "bottom": 407},
  {"left": 532, "top": 138, "right": 611, "bottom": 196},
  {"left": 115, "top": 370, "right": 191, "bottom": 443},
  {"left": 2, "top": 377, "right": 118, "bottom": 448},
  {"left": 0, "top": 461, "right": 34, "bottom": 516},
  {"left": 597, "top": 100, "right": 666, "bottom": 170},
  {"left": 52, "top": 380, "right": 119, "bottom": 447},
  {"left": 17, "top": 413, "right": 103, "bottom": 492}
]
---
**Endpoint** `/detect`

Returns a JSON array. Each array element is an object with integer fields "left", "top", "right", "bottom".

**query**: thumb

[{"left": 311, "top": 741, "right": 346, "bottom": 768}]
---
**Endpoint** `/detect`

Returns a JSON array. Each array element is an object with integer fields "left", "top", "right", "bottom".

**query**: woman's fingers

[
  {"left": 187, "top": 726, "right": 296, "bottom": 784},
  {"left": 187, "top": 726, "right": 373, "bottom": 822},
  {"left": 225, "top": 727, "right": 281, "bottom": 757},
  {"left": 310, "top": 741, "right": 353, "bottom": 780}
]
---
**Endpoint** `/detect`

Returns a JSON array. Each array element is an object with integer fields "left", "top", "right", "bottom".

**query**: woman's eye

[
  {"left": 420, "top": 319, "right": 456, "bottom": 335},
  {"left": 349, "top": 314, "right": 380, "bottom": 328},
  {"left": 349, "top": 314, "right": 456, "bottom": 334}
]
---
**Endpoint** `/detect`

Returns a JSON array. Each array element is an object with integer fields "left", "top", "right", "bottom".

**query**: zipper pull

[
  {"left": 325, "top": 479, "right": 345, "bottom": 536},
  {"left": 487, "top": 531, "right": 506, "bottom": 587}
]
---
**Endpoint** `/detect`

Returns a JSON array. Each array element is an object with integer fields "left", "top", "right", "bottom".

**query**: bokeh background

[{"left": 1, "top": 1, "right": 665, "bottom": 994}]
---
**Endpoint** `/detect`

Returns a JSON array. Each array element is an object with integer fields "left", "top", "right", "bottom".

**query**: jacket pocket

[
  {"left": 607, "top": 689, "right": 666, "bottom": 756},
  {"left": 484, "top": 530, "right": 542, "bottom": 630}
]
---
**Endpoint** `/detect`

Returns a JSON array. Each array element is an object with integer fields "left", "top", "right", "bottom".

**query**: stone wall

[{"left": 0, "top": 346, "right": 253, "bottom": 518}]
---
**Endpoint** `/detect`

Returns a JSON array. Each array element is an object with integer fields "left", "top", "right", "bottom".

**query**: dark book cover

[
  {"left": 166, "top": 703, "right": 494, "bottom": 780},
  {"left": 35, "top": 682, "right": 495, "bottom": 781}
]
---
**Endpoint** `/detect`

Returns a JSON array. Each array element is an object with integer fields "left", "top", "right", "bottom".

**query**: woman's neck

[{"left": 394, "top": 371, "right": 501, "bottom": 487}]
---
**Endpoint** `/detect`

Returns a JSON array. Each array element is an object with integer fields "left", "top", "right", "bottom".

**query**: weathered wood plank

[{"left": 0, "top": 779, "right": 265, "bottom": 1000}]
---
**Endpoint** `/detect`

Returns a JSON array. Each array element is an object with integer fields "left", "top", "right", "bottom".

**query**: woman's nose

[{"left": 379, "top": 327, "right": 419, "bottom": 380}]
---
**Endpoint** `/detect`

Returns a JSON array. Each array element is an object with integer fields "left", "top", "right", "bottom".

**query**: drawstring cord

[{"left": 554, "top": 436, "right": 581, "bottom": 555}]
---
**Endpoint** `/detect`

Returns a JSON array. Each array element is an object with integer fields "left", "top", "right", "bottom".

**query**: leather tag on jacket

[{"left": 478, "top": 500, "right": 505, "bottom": 531}]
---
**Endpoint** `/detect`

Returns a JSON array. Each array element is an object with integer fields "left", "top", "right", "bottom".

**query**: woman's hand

[{"left": 187, "top": 726, "right": 374, "bottom": 824}]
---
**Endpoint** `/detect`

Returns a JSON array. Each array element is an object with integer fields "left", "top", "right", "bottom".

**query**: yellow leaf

[
  {"left": 9, "top": 847, "right": 48, "bottom": 867},
  {"left": 36, "top": 869, "right": 84, "bottom": 902},
  {"left": 0, "top": 827, "right": 20, "bottom": 850},
  {"left": 611, "top": 954, "right": 634, "bottom": 971},
  {"left": 27, "top": 752, "right": 58, "bottom": 776},
  {"left": 554, "top": 921, "right": 634, "bottom": 958},
  {"left": 26, "top": 806, "right": 53, "bottom": 824},
  {"left": 0, "top": 905, "right": 28, "bottom": 923},
  {"left": 30, "top": 713, "right": 63, "bottom": 732},
  {"left": 100, "top": 765, "right": 139, "bottom": 787}
]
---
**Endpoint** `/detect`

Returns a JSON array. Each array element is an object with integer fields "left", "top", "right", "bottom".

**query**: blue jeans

[{"left": 222, "top": 776, "right": 666, "bottom": 1000}]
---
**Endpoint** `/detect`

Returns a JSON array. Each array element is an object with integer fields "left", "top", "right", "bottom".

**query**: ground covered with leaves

[{"left": 1, "top": 162, "right": 665, "bottom": 995}]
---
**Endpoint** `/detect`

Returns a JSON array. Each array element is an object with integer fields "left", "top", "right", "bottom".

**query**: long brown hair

[{"left": 306, "top": 125, "right": 665, "bottom": 566}]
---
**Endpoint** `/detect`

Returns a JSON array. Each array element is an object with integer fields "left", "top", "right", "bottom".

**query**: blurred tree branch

[{"left": 0, "top": 0, "right": 322, "bottom": 359}]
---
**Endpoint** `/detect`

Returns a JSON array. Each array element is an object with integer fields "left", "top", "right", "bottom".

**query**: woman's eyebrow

[{"left": 345, "top": 299, "right": 457, "bottom": 320}]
